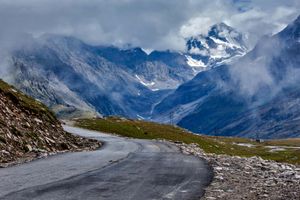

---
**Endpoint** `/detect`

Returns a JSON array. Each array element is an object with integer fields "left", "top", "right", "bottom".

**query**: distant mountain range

[
  {"left": 153, "top": 15, "right": 300, "bottom": 139},
  {"left": 6, "top": 16, "right": 300, "bottom": 139},
  {"left": 2, "top": 22, "right": 247, "bottom": 120}
]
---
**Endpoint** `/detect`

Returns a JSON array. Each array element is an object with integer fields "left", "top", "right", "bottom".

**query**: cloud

[
  {"left": 0, "top": 0, "right": 298, "bottom": 51},
  {"left": 227, "top": 3, "right": 299, "bottom": 46},
  {"left": 227, "top": 26, "right": 300, "bottom": 104},
  {"left": 180, "top": 17, "right": 214, "bottom": 37}
]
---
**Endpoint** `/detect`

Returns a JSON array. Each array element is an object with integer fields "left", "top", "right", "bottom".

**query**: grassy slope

[{"left": 75, "top": 117, "right": 300, "bottom": 165}]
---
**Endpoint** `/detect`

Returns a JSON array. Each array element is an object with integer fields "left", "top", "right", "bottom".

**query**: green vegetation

[
  {"left": 0, "top": 80, "right": 56, "bottom": 122},
  {"left": 75, "top": 117, "right": 300, "bottom": 165}
]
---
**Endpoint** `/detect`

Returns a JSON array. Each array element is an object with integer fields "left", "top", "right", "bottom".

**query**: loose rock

[{"left": 176, "top": 143, "right": 300, "bottom": 200}]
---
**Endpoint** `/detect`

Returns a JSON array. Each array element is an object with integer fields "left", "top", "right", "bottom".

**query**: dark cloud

[{"left": 0, "top": 0, "right": 299, "bottom": 51}]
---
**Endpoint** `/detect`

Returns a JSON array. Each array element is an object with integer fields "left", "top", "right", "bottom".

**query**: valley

[
  {"left": 0, "top": 2, "right": 300, "bottom": 199},
  {"left": 3, "top": 16, "right": 300, "bottom": 140},
  {"left": 2, "top": 22, "right": 248, "bottom": 124}
]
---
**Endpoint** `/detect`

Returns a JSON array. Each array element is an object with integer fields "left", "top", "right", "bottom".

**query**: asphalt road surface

[{"left": 0, "top": 126, "right": 212, "bottom": 200}]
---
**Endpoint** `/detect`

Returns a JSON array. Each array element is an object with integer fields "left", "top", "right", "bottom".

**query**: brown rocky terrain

[{"left": 0, "top": 80, "right": 100, "bottom": 167}]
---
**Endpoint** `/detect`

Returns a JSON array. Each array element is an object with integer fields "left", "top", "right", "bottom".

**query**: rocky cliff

[{"left": 0, "top": 80, "right": 100, "bottom": 166}]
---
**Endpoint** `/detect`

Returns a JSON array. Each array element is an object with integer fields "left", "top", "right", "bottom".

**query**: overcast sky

[{"left": 0, "top": 0, "right": 299, "bottom": 51}]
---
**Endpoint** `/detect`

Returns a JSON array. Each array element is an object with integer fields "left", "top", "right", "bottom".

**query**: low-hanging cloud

[
  {"left": 0, "top": 0, "right": 299, "bottom": 52},
  {"left": 227, "top": 23, "right": 300, "bottom": 106}
]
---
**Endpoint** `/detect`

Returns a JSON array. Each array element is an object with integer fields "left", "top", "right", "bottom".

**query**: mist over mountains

[
  {"left": 0, "top": 23, "right": 247, "bottom": 120},
  {"left": 154, "top": 15, "right": 300, "bottom": 139},
  {"left": 1, "top": 3, "right": 300, "bottom": 200},
  {"left": 0, "top": 15, "right": 300, "bottom": 139}
]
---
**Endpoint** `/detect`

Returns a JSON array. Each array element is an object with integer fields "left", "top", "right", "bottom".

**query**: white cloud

[
  {"left": 180, "top": 17, "right": 213, "bottom": 37},
  {"left": 0, "top": 0, "right": 298, "bottom": 51}
]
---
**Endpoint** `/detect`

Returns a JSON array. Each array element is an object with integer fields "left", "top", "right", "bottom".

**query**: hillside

[
  {"left": 0, "top": 80, "right": 100, "bottom": 165},
  {"left": 75, "top": 117, "right": 300, "bottom": 165}
]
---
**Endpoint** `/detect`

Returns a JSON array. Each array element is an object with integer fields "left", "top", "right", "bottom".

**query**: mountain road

[{"left": 0, "top": 126, "right": 212, "bottom": 200}]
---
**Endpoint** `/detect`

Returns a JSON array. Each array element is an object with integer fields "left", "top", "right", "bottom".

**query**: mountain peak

[
  {"left": 208, "top": 22, "right": 235, "bottom": 36},
  {"left": 185, "top": 23, "right": 248, "bottom": 67}
]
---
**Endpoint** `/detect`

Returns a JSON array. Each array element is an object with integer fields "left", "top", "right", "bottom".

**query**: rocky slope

[
  {"left": 153, "top": 15, "right": 300, "bottom": 139},
  {"left": 0, "top": 80, "right": 100, "bottom": 166}
]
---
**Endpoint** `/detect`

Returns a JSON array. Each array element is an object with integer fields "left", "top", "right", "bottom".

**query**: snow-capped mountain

[
  {"left": 131, "top": 23, "right": 248, "bottom": 91},
  {"left": 186, "top": 22, "right": 248, "bottom": 68},
  {"left": 3, "top": 35, "right": 198, "bottom": 118},
  {"left": 153, "top": 16, "right": 300, "bottom": 139},
  {"left": 1, "top": 23, "right": 248, "bottom": 119}
]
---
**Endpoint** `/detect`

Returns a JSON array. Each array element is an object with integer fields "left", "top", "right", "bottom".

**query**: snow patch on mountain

[
  {"left": 135, "top": 74, "right": 155, "bottom": 86},
  {"left": 185, "top": 55, "right": 206, "bottom": 68},
  {"left": 186, "top": 22, "right": 248, "bottom": 68},
  {"left": 135, "top": 74, "right": 160, "bottom": 91},
  {"left": 142, "top": 48, "right": 153, "bottom": 55},
  {"left": 209, "top": 36, "right": 241, "bottom": 50}
]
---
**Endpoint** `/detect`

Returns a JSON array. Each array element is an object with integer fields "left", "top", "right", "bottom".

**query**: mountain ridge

[
  {"left": 153, "top": 15, "right": 300, "bottom": 139},
  {"left": 1, "top": 22, "right": 247, "bottom": 120}
]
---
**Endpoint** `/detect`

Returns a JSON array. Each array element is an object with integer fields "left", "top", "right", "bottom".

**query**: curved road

[{"left": 0, "top": 126, "right": 212, "bottom": 200}]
